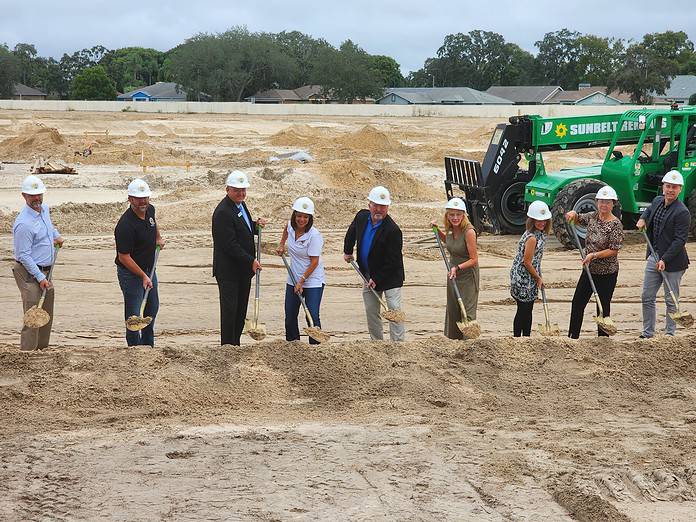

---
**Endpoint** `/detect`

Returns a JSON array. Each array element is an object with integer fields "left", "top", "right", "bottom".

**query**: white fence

[{"left": 0, "top": 100, "right": 663, "bottom": 118}]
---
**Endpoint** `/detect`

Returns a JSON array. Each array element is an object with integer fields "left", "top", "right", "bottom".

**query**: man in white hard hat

[
  {"left": 636, "top": 170, "right": 690, "bottom": 337},
  {"left": 12, "top": 175, "right": 64, "bottom": 350},
  {"left": 114, "top": 178, "right": 164, "bottom": 346},
  {"left": 212, "top": 170, "right": 266, "bottom": 345},
  {"left": 343, "top": 186, "right": 405, "bottom": 341}
]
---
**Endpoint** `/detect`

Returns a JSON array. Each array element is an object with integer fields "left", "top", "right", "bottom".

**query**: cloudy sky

[{"left": 2, "top": 0, "right": 695, "bottom": 74}]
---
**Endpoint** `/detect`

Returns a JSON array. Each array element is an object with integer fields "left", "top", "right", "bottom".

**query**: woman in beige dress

[{"left": 432, "top": 198, "right": 480, "bottom": 339}]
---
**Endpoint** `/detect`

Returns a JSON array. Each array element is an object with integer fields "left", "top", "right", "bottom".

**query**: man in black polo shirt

[
  {"left": 114, "top": 178, "right": 164, "bottom": 346},
  {"left": 636, "top": 170, "right": 691, "bottom": 338}
]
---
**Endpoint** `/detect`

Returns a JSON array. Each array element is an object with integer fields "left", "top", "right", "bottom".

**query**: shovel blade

[
  {"left": 594, "top": 315, "right": 617, "bottom": 336},
  {"left": 669, "top": 311, "right": 694, "bottom": 328},
  {"left": 538, "top": 323, "right": 561, "bottom": 336},
  {"left": 23, "top": 306, "right": 50, "bottom": 329},
  {"left": 247, "top": 323, "right": 267, "bottom": 341},
  {"left": 126, "top": 315, "right": 152, "bottom": 331},
  {"left": 457, "top": 320, "right": 481, "bottom": 339},
  {"left": 303, "top": 326, "right": 331, "bottom": 343}
]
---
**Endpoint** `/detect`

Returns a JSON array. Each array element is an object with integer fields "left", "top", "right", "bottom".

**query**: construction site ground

[{"left": 1, "top": 109, "right": 695, "bottom": 520}]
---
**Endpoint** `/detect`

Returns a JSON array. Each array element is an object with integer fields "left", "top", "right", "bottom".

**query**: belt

[{"left": 15, "top": 261, "right": 51, "bottom": 272}]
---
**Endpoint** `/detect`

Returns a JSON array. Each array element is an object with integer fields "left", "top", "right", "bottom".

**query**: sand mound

[
  {"left": 319, "top": 159, "right": 373, "bottom": 189},
  {"left": 134, "top": 130, "right": 149, "bottom": 140},
  {"left": 268, "top": 124, "right": 322, "bottom": 146},
  {"left": 337, "top": 125, "right": 404, "bottom": 153},
  {"left": 0, "top": 124, "right": 67, "bottom": 159}
]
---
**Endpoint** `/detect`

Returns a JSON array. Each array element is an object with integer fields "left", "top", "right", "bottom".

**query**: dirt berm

[{"left": 1, "top": 336, "right": 695, "bottom": 520}]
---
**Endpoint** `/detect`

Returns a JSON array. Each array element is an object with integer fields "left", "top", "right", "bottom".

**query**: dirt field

[{"left": 1, "top": 109, "right": 695, "bottom": 520}]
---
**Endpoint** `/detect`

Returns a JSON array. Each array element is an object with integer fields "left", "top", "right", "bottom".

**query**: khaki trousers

[
  {"left": 362, "top": 286, "right": 406, "bottom": 342},
  {"left": 12, "top": 262, "right": 55, "bottom": 350}
]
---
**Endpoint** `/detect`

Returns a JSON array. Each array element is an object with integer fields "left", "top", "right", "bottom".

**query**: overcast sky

[{"left": 2, "top": 0, "right": 695, "bottom": 74}]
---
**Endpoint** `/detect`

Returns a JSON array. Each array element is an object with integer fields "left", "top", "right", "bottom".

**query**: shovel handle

[
  {"left": 569, "top": 221, "right": 604, "bottom": 317},
  {"left": 432, "top": 226, "right": 469, "bottom": 320},
  {"left": 37, "top": 244, "right": 61, "bottom": 309},
  {"left": 540, "top": 285, "right": 552, "bottom": 328},
  {"left": 281, "top": 254, "right": 315, "bottom": 328},
  {"left": 349, "top": 259, "right": 390, "bottom": 311},
  {"left": 139, "top": 245, "right": 160, "bottom": 316}
]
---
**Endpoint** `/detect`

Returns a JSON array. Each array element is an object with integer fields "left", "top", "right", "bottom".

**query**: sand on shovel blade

[
  {"left": 126, "top": 315, "right": 152, "bottom": 331},
  {"left": 595, "top": 316, "right": 617, "bottom": 336},
  {"left": 458, "top": 320, "right": 481, "bottom": 339},
  {"left": 538, "top": 323, "right": 561, "bottom": 336},
  {"left": 381, "top": 309, "right": 405, "bottom": 323},
  {"left": 304, "top": 326, "right": 330, "bottom": 343},
  {"left": 670, "top": 312, "right": 694, "bottom": 328},
  {"left": 247, "top": 327, "right": 266, "bottom": 341},
  {"left": 24, "top": 306, "right": 50, "bottom": 328}
]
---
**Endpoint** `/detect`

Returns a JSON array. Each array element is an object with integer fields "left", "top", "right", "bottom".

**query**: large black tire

[
  {"left": 491, "top": 169, "right": 533, "bottom": 234},
  {"left": 551, "top": 179, "right": 622, "bottom": 249},
  {"left": 688, "top": 188, "right": 696, "bottom": 239}
]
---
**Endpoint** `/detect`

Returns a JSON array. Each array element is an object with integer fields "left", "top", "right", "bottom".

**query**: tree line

[{"left": 1, "top": 27, "right": 695, "bottom": 104}]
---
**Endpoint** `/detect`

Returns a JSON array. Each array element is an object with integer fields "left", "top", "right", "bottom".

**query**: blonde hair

[{"left": 443, "top": 210, "right": 471, "bottom": 235}]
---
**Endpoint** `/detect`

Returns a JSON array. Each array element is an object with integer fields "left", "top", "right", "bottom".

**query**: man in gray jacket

[{"left": 636, "top": 170, "right": 691, "bottom": 338}]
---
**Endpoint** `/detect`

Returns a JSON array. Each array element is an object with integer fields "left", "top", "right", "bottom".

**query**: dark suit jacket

[
  {"left": 344, "top": 209, "right": 404, "bottom": 292},
  {"left": 212, "top": 197, "right": 258, "bottom": 281},
  {"left": 641, "top": 195, "right": 690, "bottom": 272}
]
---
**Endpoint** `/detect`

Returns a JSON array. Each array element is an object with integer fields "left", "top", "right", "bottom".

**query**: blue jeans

[
  {"left": 641, "top": 255, "right": 685, "bottom": 337},
  {"left": 117, "top": 266, "right": 159, "bottom": 346},
  {"left": 284, "top": 284, "right": 324, "bottom": 344}
]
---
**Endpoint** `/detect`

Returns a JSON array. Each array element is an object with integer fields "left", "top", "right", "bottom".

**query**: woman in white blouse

[{"left": 276, "top": 197, "right": 326, "bottom": 344}]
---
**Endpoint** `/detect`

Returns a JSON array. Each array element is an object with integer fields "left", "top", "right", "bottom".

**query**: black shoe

[{"left": 639, "top": 334, "right": 651, "bottom": 339}]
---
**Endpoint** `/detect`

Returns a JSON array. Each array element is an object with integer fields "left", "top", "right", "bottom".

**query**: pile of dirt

[
  {"left": 134, "top": 130, "right": 150, "bottom": 140},
  {"left": 319, "top": 159, "right": 374, "bottom": 189},
  {"left": 50, "top": 202, "right": 127, "bottom": 234},
  {"left": 336, "top": 125, "right": 405, "bottom": 154},
  {"left": 0, "top": 124, "right": 68, "bottom": 160},
  {"left": 268, "top": 124, "right": 322, "bottom": 147}
]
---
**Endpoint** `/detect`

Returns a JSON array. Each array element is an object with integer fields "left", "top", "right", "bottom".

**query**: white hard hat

[
  {"left": 596, "top": 185, "right": 618, "bottom": 201},
  {"left": 445, "top": 197, "right": 467, "bottom": 212},
  {"left": 527, "top": 200, "right": 551, "bottom": 220},
  {"left": 292, "top": 196, "right": 315, "bottom": 215},
  {"left": 368, "top": 185, "right": 391, "bottom": 205},
  {"left": 21, "top": 175, "right": 46, "bottom": 195},
  {"left": 662, "top": 170, "right": 684, "bottom": 186},
  {"left": 226, "top": 170, "right": 250, "bottom": 188},
  {"left": 127, "top": 178, "right": 152, "bottom": 197}
]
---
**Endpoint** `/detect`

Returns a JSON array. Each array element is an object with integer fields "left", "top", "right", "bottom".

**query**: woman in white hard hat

[
  {"left": 565, "top": 185, "right": 624, "bottom": 338},
  {"left": 431, "top": 197, "right": 479, "bottom": 339},
  {"left": 509, "top": 200, "right": 551, "bottom": 336},
  {"left": 276, "top": 197, "right": 326, "bottom": 344}
]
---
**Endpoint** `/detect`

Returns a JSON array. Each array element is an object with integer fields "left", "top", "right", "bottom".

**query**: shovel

[
  {"left": 431, "top": 226, "right": 481, "bottom": 339},
  {"left": 23, "top": 244, "right": 60, "bottom": 329},
  {"left": 348, "top": 259, "right": 405, "bottom": 323},
  {"left": 246, "top": 225, "right": 267, "bottom": 341},
  {"left": 538, "top": 283, "right": 560, "bottom": 336},
  {"left": 126, "top": 245, "right": 160, "bottom": 331},
  {"left": 569, "top": 222, "right": 617, "bottom": 335},
  {"left": 280, "top": 253, "right": 330, "bottom": 343},
  {"left": 641, "top": 229, "right": 693, "bottom": 328}
]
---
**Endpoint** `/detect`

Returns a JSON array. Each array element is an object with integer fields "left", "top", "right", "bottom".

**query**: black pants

[
  {"left": 568, "top": 270, "right": 618, "bottom": 338},
  {"left": 217, "top": 276, "right": 252, "bottom": 346},
  {"left": 513, "top": 299, "right": 535, "bottom": 337}
]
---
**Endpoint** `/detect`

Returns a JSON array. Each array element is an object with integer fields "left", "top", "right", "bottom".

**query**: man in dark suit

[
  {"left": 636, "top": 170, "right": 691, "bottom": 338},
  {"left": 343, "top": 186, "right": 405, "bottom": 341},
  {"left": 212, "top": 170, "right": 266, "bottom": 345}
]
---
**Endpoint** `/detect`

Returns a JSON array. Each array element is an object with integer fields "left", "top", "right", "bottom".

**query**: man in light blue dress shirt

[{"left": 12, "top": 175, "right": 64, "bottom": 350}]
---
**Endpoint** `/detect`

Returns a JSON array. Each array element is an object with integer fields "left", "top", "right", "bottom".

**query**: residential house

[
  {"left": 651, "top": 75, "right": 696, "bottom": 104},
  {"left": 11, "top": 83, "right": 47, "bottom": 100},
  {"left": 547, "top": 85, "right": 631, "bottom": 105},
  {"left": 376, "top": 87, "right": 512, "bottom": 105},
  {"left": 246, "top": 85, "right": 331, "bottom": 104},
  {"left": 117, "top": 82, "right": 188, "bottom": 102},
  {"left": 485, "top": 86, "right": 561, "bottom": 105}
]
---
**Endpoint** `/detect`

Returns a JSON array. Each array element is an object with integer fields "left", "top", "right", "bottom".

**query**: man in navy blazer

[
  {"left": 212, "top": 170, "right": 265, "bottom": 345},
  {"left": 636, "top": 170, "right": 691, "bottom": 337},
  {"left": 343, "top": 186, "right": 405, "bottom": 341}
]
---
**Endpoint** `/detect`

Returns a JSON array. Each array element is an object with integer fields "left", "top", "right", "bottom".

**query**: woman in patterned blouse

[
  {"left": 565, "top": 186, "right": 624, "bottom": 338},
  {"left": 509, "top": 201, "right": 551, "bottom": 336}
]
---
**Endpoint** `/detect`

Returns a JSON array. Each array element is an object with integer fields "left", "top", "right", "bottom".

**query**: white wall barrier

[{"left": 0, "top": 99, "right": 662, "bottom": 118}]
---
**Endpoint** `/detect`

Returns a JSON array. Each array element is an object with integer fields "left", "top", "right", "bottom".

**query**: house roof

[
  {"left": 13, "top": 83, "right": 46, "bottom": 96},
  {"left": 652, "top": 75, "right": 696, "bottom": 100},
  {"left": 486, "top": 85, "right": 561, "bottom": 104},
  {"left": 379, "top": 87, "right": 512, "bottom": 105},
  {"left": 117, "top": 82, "right": 186, "bottom": 100},
  {"left": 547, "top": 86, "right": 631, "bottom": 104},
  {"left": 247, "top": 85, "right": 328, "bottom": 102}
]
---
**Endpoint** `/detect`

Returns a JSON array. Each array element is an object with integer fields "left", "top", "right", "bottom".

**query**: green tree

[
  {"left": 576, "top": 35, "right": 624, "bottom": 87},
  {"left": 313, "top": 40, "right": 383, "bottom": 102},
  {"left": 0, "top": 44, "right": 20, "bottom": 98},
  {"left": 273, "top": 31, "right": 332, "bottom": 87},
  {"left": 535, "top": 28, "right": 581, "bottom": 88},
  {"left": 70, "top": 65, "right": 117, "bottom": 100},
  {"left": 12, "top": 43, "right": 38, "bottom": 86},
  {"left": 369, "top": 55, "right": 404, "bottom": 88},
  {"left": 100, "top": 47, "right": 165, "bottom": 93}
]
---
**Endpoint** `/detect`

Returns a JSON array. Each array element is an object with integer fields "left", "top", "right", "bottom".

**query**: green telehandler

[{"left": 444, "top": 106, "right": 696, "bottom": 247}]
